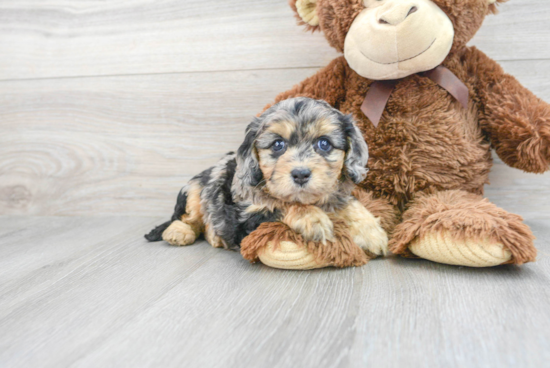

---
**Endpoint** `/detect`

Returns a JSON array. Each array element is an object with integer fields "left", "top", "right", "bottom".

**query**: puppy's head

[{"left": 236, "top": 98, "right": 369, "bottom": 204}]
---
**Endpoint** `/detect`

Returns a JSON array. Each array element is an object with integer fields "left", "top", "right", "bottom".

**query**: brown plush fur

[
  {"left": 389, "top": 190, "right": 537, "bottom": 265},
  {"left": 241, "top": 219, "right": 369, "bottom": 268},
  {"left": 259, "top": 0, "right": 543, "bottom": 265}
]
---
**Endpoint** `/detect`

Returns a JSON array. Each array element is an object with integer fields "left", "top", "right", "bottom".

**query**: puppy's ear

[
  {"left": 236, "top": 118, "right": 264, "bottom": 187},
  {"left": 342, "top": 115, "right": 370, "bottom": 184}
]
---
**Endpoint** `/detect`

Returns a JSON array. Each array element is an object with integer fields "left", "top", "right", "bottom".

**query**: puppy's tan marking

[
  {"left": 180, "top": 181, "right": 205, "bottom": 236},
  {"left": 266, "top": 120, "right": 296, "bottom": 140},
  {"left": 266, "top": 148, "right": 304, "bottom": 201},
  {"left": 336, "top": 199, "right": 389, "bottom": 257},
  {"left": 245, "top": 204, "right": 270, "bottom": 214},
  {"left": 309, "top": 150, "right": 345, "bottom": 191},
  {"left": 270, "top": 147, "right": 297, "bottom": 181},
  {"left": 283, "top": 204, "right": 334, "bottom": 244},
  {"left": 258, "top": 148, "right": 277, "bottom": 181},
  {"left": 162, "top": 181, "right": 204, "bottom": 246},
  {"left": 306, "top": 119, "right": 338, "bottom": 138}
]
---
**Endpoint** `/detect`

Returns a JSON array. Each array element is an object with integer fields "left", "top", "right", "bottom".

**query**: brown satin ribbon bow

[{"left": 361, "top": 65, "right": 469, "bottom": 127}]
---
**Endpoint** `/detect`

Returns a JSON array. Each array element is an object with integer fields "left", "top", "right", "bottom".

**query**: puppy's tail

[{"left": 144, "top": 220, "right": 172, "bottom": 242}]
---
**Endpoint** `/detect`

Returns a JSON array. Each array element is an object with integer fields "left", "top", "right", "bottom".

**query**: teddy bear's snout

[{"left": 378, "top": 3, "right": 419, "bottom": 26}]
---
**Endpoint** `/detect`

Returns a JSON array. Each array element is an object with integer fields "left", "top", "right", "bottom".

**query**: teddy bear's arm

[
  {"left": 469, "top": 47, "right": 550, "bottom": 173},
  {"left": 262, "top": 56, "right": 348, "bottom": 112}
]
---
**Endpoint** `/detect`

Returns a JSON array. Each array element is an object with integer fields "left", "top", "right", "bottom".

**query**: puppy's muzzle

[{"left": 291, "top": 168, "right": 311, "bottom": 186}]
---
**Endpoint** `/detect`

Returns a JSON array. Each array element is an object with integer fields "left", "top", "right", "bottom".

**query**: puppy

[{"left": 145, "top": 98, "right": 389, "bottom": 256}]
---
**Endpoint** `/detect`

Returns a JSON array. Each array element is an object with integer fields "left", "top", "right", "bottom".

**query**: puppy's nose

[{"left": 291, "top": 168, "right": 311, "bottom": 185}]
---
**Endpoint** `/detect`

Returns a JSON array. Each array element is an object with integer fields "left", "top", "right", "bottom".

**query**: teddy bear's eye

[{"left": 272, "top": 139, "right": 286, "bottom": 152}]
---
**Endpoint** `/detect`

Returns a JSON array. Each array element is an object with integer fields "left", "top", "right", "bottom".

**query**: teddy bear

[{"left": 240, "top": 0, "right": 546, "bottom": 269}]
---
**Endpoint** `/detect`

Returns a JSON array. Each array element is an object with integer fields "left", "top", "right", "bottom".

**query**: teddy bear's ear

[
  {"left": 488, "top": 0, "right": 506, "bottom": 15},
  {"left": 289, "top": 0, "right": 320, "bottom": 31}
]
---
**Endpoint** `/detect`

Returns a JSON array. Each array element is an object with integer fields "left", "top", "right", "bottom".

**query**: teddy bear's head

[{"left": 291, "top": 0, "right": 505, "bottom": 80}]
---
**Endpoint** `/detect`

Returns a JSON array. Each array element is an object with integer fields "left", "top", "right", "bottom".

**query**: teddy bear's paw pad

[
  {"left": 409, "top": 231, "right": 512, "bottom": 267},
  {"left": 162, "top": 220, "right": 197, "bottom": 246},
  {"left": 258, "top": 241, "right": 331, "bottom": 270}
]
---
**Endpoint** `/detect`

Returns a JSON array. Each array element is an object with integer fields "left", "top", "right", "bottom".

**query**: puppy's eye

[
  {"left": 317, "top": 138, "right": 332, "bottom": 152},
  {"left": 272, "top": 140, "right": 286, "bottom": 152}
]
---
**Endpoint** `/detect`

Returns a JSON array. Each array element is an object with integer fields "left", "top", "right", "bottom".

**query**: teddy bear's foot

[
  {"left": 409, "top": 230, "right": 512, "bottom": 267},
  {"left": 390, "top": 190, "right": 537, "bottom": 267},
  {"left": 241, "top": 221, "right": 369, "bottom": 270},
  {"left": 258, "top": 241, "right": 330, "bottom": 270}
]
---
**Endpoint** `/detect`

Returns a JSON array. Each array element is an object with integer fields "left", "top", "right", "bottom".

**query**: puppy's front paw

[
  {"left": 351, "top": 219, "right": 389, "bottom": 257},
  {"left": 162, "top": 220, "right": 197, "bottom": 246},
  {"left": 284, "top": 205, "right": 334, "bottom": 244},
  {"left": 298, "top": 215, "right": 334, "bottom": 244},
  {"left": 341, "top": 200, "right": 389, "bottom": 257}
]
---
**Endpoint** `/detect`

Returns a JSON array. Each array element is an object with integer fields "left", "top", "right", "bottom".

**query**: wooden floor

[
  {"left": 0, "top": 213, "right": 549, "bottom": 368},
  {"left": 2, "top": 0, "right": 550, "bottom": 366}
]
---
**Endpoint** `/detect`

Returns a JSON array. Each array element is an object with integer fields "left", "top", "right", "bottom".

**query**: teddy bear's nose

[{"left": 379, "top": 5, "right": 418, "bottom": 26}]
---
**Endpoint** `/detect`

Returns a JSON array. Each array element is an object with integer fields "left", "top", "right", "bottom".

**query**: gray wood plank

[
  {"left": 0, "top": 216, "right": 166, "bottom": 318},
  {"left": 0, "top": 216, "right": 225, "bottom": 367},
  {"left": 2, "top": 60, "right": 550, "bottom": 217},
  {"left": 0, "top": 0, "right": 547, "bottom": 80},
  {"left": 0, "top": 216, "right": 548, "bottom": 368}
]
